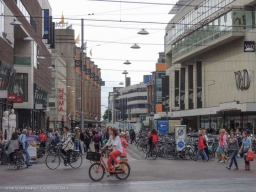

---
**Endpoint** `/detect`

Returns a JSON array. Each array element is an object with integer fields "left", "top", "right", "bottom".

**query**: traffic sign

[{"left": 157, "top": 120, "right": 169, "bottom": 134}]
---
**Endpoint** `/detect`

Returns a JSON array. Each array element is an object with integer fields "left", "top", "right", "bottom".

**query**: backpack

[
  {"left": 94, "top": 136, "right": 100, "bottom": 144},
  {"left": 148, "top": 136, "right": 153, "bottom": 144}
]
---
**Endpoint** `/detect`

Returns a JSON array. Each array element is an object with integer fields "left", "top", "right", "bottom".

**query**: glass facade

[
  {"left": 165, "top": 0, "right": 235, "bottom": 46},
  {"left": 155, "top": 72, "right": 165, "bottom": 104},
  {"left": 172, "top": 10, "right": 254, "bottom": 61},
  {"left": 14, "top": 73, "right": 28, "bottom": 102}
]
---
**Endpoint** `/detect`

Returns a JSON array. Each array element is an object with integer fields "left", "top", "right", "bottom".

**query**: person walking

[
  {"left": 84, "top": 129, "right": 91, "bottom": 152},
  {"left": 218, "top": 129, "right": 227, "bottom": 163},
  {"left": 93, "top": 132, "right": 101, "bottom": 152},
  {"left": 73, "top": 127, "right": 80, "bottom": 152},
  {"left": 130, "top": 129, "right": 136, "bottom": 144},
  {"left": 202, "top": 128, "right": 209, "bottom": 159},
  {"left": 38, "top": 131, "right": 47, "bottom": 148},
  {"left": 226, "top": 131, "right": 239, "bottom": 170},
  {"left": 194, "top": 131, "right": 208, "bottom": 161},
  {"left": 238, "top": 131, "right": 252, "bottom": 170},
  {"left": 18, "top": 129, "right": 32, "bottom": 167},
  {"left": 79, "top": 129, "right": 85, "bottom": 154},
  {"left": 54, "top": 132, "right": 60, "bottom": 144}
]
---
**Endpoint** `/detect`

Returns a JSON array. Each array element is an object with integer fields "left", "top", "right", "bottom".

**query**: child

[
  {"left": 93, "top": 132, "right": 101, "bottom": 152},
  {"left": 120, "top": 132, "right": 129, "bottom": 158}
]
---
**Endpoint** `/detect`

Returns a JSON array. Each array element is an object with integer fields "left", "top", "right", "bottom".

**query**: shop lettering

[
  {"left": 234, "top": 69, "right": 251, "bottom": 90},
  {"left": 59, "top": 88, "right": 65, "bottom": 112}
]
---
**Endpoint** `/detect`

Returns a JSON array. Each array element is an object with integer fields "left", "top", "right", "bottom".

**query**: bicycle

[
  {"left": 145, "top": 143, "right": 158, "bottom": 160},
  {"left": 87, "top": 150, "right": 131, "bottom": 182},
  {"left": 0, "top": 143, "right": 8, "bottom": 165},
  {"left": 45, "top": 144, "right": 83, "bottom": 170},
  {"left": 12, "top": 148, "right": 28, "bottom": 170}
]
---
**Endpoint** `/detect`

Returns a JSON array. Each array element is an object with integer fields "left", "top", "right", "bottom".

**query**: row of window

[
  {"left": 166, "top": 0, "right": 235, "bottom": 46},
  {"left": 127, "top": 96, "right": 147, "bottom": 102},
  {"left": 172, "top": 10, "right": 253, "bottom": 60},
  {"left": 121, "top": 87, "right": 147, "bottom": 95}
]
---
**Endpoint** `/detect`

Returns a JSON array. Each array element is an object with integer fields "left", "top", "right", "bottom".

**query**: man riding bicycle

[{"left": 60, "top": 126, "right": 74, "bottom": 166}]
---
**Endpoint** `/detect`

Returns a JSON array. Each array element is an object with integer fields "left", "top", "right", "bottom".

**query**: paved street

[{"left": 0, "top": 144, "right": 255, "bottom": 192}]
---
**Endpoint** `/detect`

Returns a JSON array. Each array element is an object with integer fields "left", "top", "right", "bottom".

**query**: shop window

[{"left": 14, "top": 73, "right": 28, "bottom": 102}]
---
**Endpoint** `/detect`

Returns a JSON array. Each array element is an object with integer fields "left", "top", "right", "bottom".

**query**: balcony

[{"left": 14, "top": 56, "right": 31, "bottom": 66}]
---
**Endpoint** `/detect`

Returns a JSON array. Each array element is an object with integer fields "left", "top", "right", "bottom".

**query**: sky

[{"left": 48, "top": 0, "right": 176, "bottom": 117}]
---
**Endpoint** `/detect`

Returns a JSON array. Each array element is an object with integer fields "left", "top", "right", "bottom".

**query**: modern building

[
  {"left": 113, "top": 83, "right": 148, "bottom": 123},
  {"left": 147, "top": 53, "right": 166, "bottom": 114},
  {"left": 165, "top": 0, "right": 256, "bottom": 133},
  {"left": 5, "top": 0, "right": 54, "bottom": 130}
]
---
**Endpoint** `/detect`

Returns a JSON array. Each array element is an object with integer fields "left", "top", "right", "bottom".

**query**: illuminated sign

[{"left": 59, "top": 88, "right": 65, "bottom": 112}]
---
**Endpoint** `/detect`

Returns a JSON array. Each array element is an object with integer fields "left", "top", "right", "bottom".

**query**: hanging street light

[
  {"left": 123, "top": 60, "right": 131, "bottom": 65},
  {"left": 10, "top": 20, "right": 22, "bottom": 25},
  {"left": 119, "top": 82, "right": 124, "bottom": 85},
  {"left": 137, "top": 28, "right": 149, "bottom": 35},
  {"left": 131, "top": 43, "right": 140, "bottom": 49}
]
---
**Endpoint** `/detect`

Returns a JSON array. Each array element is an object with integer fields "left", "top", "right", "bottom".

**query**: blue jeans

[
  {"left": 195, "top": 149, "right": 208, "bottom": 161},
  {"left": 24, "top": 149, "right": 30, "bottom": 165},
  {"left": 74, "top": 140, "right": 80, "bottom": 152},
  {"left": 229, "top": 150, "right": 238, "bottom": 168}
]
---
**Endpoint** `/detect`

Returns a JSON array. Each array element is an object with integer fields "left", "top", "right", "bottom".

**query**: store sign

[
  {"left": 180, "top": 68, "right": 185, "bottom": 110},
  {"left": 220, "top": 108, "right": 238, "bottom": 112},
  {"left": 15, "top": 96, "right": 23, "bottom": 103},
  {"left": 43, "top": 9, "right": 50, "bottom": 39},
  {"left": 174, "top": 70, "right": 179, "bottom": 107},
  {"left": 244, "top": 41, "right": 255, "bottom": 52},
  {"left": 196, "top": 62, "right": 202, "bottom": 108},
  {"left": 234, "top": 69, "right": 251, "bottom": 90},
  {"left": 7, "top": 94, "right": 17, "bottom": 102},
  {"left": 59, "top": 88, "right": 65, "bottom": 112},
  {"left": 188, "top": 65, "right": 193, "bottom": 109}
]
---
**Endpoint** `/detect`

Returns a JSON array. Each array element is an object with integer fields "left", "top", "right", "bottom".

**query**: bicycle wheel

[
  {"left": 69, "top": 151, "right": 83, "bottom": 169},
  {"left": 166, "top": 148, "right": 176, "bottom": 160},
  {"left": 0, "top": 153, "right": 8, "bottom": 165},
  {"left": 137, "top": 143, "right": 143, "bottom": 151},
  {"left": 89, "top": 163, "right": 105, "bottom": 182},
  {"left": 151, "top": 147, "right": 158, "bottom": 160},
  {"left": 45, "top": 153, "right": 60, "bottom": 170},
  {"left": 115, "top": 162, "right": 131, "bottom": 180}
]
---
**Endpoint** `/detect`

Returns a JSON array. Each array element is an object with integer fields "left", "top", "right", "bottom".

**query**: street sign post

[
  {"left": 175, "top": 125, "right": 186, "bottom": 151},
  {"left": 157, "top": 120, "right": 169, "bottom": 134}
]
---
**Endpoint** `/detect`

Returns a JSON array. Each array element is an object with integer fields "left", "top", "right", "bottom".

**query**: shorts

[{"left": 219, "top": 146, "right": 224, "bottom": 154}]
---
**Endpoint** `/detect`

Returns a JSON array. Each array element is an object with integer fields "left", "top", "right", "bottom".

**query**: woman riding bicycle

[
  {"left": 60, "top": 126, "right": 74, "bottom": 166},
  {"left": 147, "top": 128, "right": 158, "bottom": 156},
  {"left": 101, "top": 127, "right": 123, "bottom": 171}
]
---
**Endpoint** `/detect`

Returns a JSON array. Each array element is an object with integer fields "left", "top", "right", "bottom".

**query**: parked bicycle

[
  {"left": 87, "top": 149, "right": 131, "bottom": 182},
  {"left": 45, "top": 144, "right": 82, "bottom": 170}
]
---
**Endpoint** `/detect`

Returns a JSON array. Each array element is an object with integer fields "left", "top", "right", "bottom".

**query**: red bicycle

[{"left": 86, "top": 150, "right": 131, "bottom": 182}]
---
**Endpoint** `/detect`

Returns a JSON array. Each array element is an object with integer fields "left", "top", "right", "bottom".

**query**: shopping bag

[{"left": 246, "top": 151, "right": 254, "bottom": 161}]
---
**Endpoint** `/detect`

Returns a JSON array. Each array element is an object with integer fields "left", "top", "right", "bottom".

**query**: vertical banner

[
  {"left": 175, "top": 70, "right": 179, "bottom": 107},
  {"left": 43, "top": 9, "right": 49, "bottom": 39},
  {"left": 180, "top": 68, "right": 185, "bottom": 110},
  {"left": 196, "top": 62, "right": 202, "bottom": 108},
  {"left": 188, "top": 65, "right": 193, "bottom": 109}
]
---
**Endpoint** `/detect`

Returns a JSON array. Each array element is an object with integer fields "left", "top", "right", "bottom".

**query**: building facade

[
  {"left": 4, "top": 0, "right": 54, "bottom": 131},
  {"left": 165, "top": 0, "right": 256, "bottom": 133},
  {"left": 113, "top": 84, "right": 148, "bottom": 123}
]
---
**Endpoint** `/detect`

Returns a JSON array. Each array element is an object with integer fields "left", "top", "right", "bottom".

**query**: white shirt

[{"left": 106, "top": 135, "right": 123, "bottom": 153}]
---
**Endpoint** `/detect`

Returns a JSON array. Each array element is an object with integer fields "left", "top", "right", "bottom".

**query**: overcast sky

[{"left": 49, "top": 0, "right": 176, "bottom": 117}]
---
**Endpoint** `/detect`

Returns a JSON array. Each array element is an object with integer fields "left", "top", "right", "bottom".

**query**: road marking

[{"left": 127, "top": 148, "right": 141, "bottom": 159}]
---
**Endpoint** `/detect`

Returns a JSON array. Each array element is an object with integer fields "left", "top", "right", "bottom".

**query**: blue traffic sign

[
  {"left": 178, "top": 140, "right": 184, "bottom": 148},
  {"left": 157, "top": 120, "right": 169, "bottom": 134}
]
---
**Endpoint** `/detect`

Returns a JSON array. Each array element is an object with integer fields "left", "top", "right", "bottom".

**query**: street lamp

[
  {"left": 138, "top": 28, "right": 149, "bottom": 35},
  {"left": 123, "top": 60, "right": 131, "bottom": 65},
  {"left": 131, "top": 43, "right": 140, "bottom": 49},
  {"left": 10, "top": 20, "right": 22, "bottom": 25},
  {"left": 119, "top": 82, "right": 124, "bottom": 85},
  {"left": 122, "top": 70, "right": 128, "bottom": 87},
  {"left": 23, "top": 36, "right": 33, "bottom": 41}
]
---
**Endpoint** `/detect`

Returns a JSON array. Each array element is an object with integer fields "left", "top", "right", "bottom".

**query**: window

[
  {"left": 51, "top": 79, "right": 55, "bottom": 88},
  {"left": 14, "top": 73, "right": 28, "bottom": 102},
  {"left": 49, "top": 102, "right": 55, "bottom": 107},
  {"left": 33, "top": 43, "right": 38, "bottom": 69}
]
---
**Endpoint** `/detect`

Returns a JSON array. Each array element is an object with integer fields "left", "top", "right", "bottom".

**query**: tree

[{"left": 103, "top": 109, "right": 112, "bottom": 122}]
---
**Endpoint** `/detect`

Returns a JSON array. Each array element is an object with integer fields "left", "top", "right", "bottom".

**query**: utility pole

[{"left": 81, "top": 19, "right": 85, "bottom": 132}]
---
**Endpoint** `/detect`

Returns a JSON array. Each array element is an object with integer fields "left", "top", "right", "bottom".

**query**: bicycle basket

[{"left": 86, "top": 152, "right": 101, "bottom": 161}]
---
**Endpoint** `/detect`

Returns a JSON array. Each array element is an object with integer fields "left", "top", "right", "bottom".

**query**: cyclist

[
  {"left": 60, "top": 126, "right": 74, "bottom": 166},
  {"left": 146, "top": 128, "right": 158, "bottom": 157},
  {"left": 101, "top": 127, "right": 123, "bottom": 171}
]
